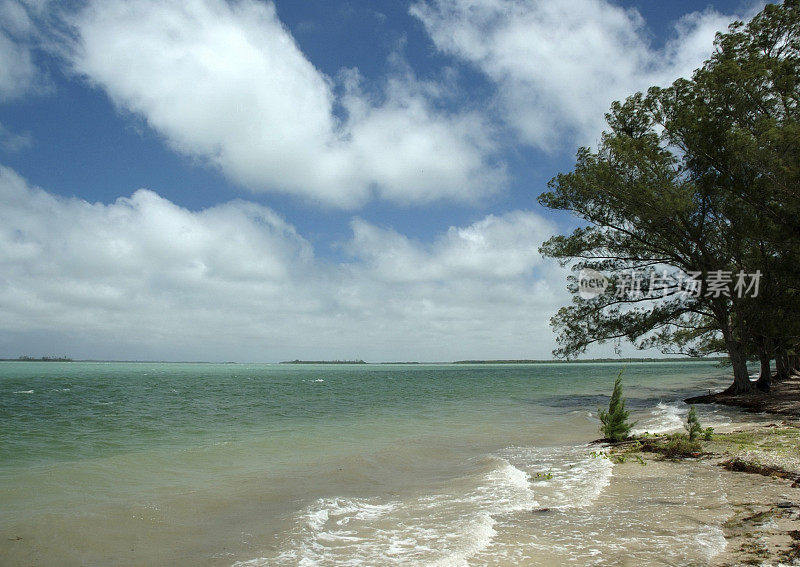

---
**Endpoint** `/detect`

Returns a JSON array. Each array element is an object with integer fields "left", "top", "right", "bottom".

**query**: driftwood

[{"left": 589, "top": 435, "right": 669, "bottom": 446}]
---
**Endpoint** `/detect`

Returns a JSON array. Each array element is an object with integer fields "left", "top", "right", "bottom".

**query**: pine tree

[
  {"left": 685, "top": 405, "right": 703, "bottom": 441},
  {"left": 598, "top": 370, "right": 633, "bottom": 442}
]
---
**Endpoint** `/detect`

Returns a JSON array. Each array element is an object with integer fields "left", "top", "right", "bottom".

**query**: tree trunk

[
  {"left": 775, "top": 352, "right": 789, "bottom": 381},
  {"left": 756, "top": 337, "right": 772, "bottom": 392},
  {"left": 725, "top": 339, "right": 754, "bottom": 394},
  {"left": 715, "top": 302, "right": 754, "bottom": 394}
]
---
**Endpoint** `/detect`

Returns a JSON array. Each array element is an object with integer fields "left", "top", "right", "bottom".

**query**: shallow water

[{"left": 0, "top": 361, "right": 761, "bottom": 565}]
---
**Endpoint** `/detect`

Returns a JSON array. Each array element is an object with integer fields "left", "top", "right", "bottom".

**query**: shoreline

[
  {"left": 2, "top": 363, "right": 796, "bottom": 565},
  {"left": 609, "top": 379, "right": 800, "bottom": 566},
  {"left": 686, "top": 373, "right": 800, "bottom": 417}
]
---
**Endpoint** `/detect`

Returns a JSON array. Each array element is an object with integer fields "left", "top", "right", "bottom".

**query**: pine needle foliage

[
  {"left": 685, "top": 405, "right": 703, "bottom": 441},
  {"left": 599, "top": 370, "right": 634, "bottom": 442}
]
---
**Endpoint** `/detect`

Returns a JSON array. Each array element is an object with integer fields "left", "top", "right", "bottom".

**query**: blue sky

[{"left": 0, "top": 0, "right": 760, "bottom": 361}]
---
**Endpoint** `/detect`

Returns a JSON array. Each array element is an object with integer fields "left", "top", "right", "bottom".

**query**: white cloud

[
  {"left": 0, "top": 166, "right": 567, "bottom": 362},
  {"left": 0, "top": 122, "right": 32, "bottom": 151},
  {"left": 0, "top": 0, "right": 34, "bottom": 36},
  {"left": 348, "top": 210, "right": 553, "bottom": 282},
  {"left": 411, "top": 0, "right": 749, "bottom": 150},
  {"left": 0, "top": 0, "right": 38, "bottom": 100},
  {"left": 69, "top": 0, "right": 505, "bottom": 207}
]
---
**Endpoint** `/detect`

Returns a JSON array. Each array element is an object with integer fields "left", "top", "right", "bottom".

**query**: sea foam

[
  {"left": 235, "top": 456, "right": 539, "bottom": 566},
  {"left": 235, "top": 446, "right": 619, "bottom": 566},
  {"left": 632, "top": 401, "right": 734, "bottom": 436},
  {"left": 499, "top": 445, "right": 614, "bottom": 509},
  {"left": 632, "top": 401, "right": 686, "bottom": 435}
]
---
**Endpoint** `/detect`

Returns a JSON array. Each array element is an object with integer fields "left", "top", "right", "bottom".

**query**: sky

[{"left": 0, "top": 0, "right": 762, "bottom": 362}]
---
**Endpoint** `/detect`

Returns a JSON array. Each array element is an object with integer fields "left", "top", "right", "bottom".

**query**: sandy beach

[{"left": 607, "top": 376, "right": 800, "bottom": 566}]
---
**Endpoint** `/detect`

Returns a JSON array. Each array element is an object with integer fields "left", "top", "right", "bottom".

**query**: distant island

[
  {"left": 452, "top": 357, "right": 725, "bottom": 364},
  {"left": 0, "top": 356, "right": 727, "bottom": 365},
  {"left": 1, "top": 356, "right": 74, "bottom": 362},
  {"left": 281, "top": 357, "right": 724, "bottom": 365},
  {"left": 280, "top": 359, "right": 367, "bottom": 365}
]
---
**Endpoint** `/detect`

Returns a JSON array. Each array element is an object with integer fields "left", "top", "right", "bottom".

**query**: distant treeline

[
  {"left": 2, "top": 356, "right": 74, "bottom": 362},
  {"left": 0, "top": 357, "right": 727, "bottom": 365},
  {"left": 453, "top": 358, "right": 725, "bottom": 364},
  {"left": 281, "top": 358, "right": 723, "bottom": 365},
  {"left": 280, "top": 359, "right": 367, "bottom": 364}
]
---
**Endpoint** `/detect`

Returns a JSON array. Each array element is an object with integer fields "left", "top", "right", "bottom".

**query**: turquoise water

[
  {"left": 0, "top": 361, "right": 750, "bottom": 565},
  {"left": 0, "top": 361, "right": 730, "bottom": 464}
]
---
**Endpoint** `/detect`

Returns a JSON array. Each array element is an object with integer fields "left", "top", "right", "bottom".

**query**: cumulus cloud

[
  {"left": 410, "top": 0, "right": 749, "bottom": 150},
  {"left": 347, "top": 210, "right": 553, "bottom": 282},
  {"left": 0, "top": 0, "right": 41, "bottom": 100},
  {"left": 0, "top": 166, "right": 566, "bottom": 362},
  {"left": 68, "top": 0, "right": 505, "bottom": 207}
]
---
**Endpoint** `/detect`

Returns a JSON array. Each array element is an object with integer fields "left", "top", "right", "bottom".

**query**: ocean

[{"left": 0, "top": 361, "right": 758, "bottom": 565}]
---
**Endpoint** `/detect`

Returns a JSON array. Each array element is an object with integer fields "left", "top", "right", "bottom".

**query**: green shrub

[
  {"left": 636, "top": 433, "right": 702, "bottom": 458},
  {"left": 662, "top": 434, "right": 702, "bottom": 458},
  {"left": 703, "top": 427, "right": 714, "bottom": 441},
  {"left": 685, "top": 405, "right": 703, "bottom": 441},
  {"left": 598, "top": 370, "right": 635, "bottom": 442}
]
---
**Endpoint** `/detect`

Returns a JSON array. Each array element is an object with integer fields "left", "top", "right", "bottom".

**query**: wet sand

[{"left": 609, "top": 417, "right": 800, "bottom": 566}]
